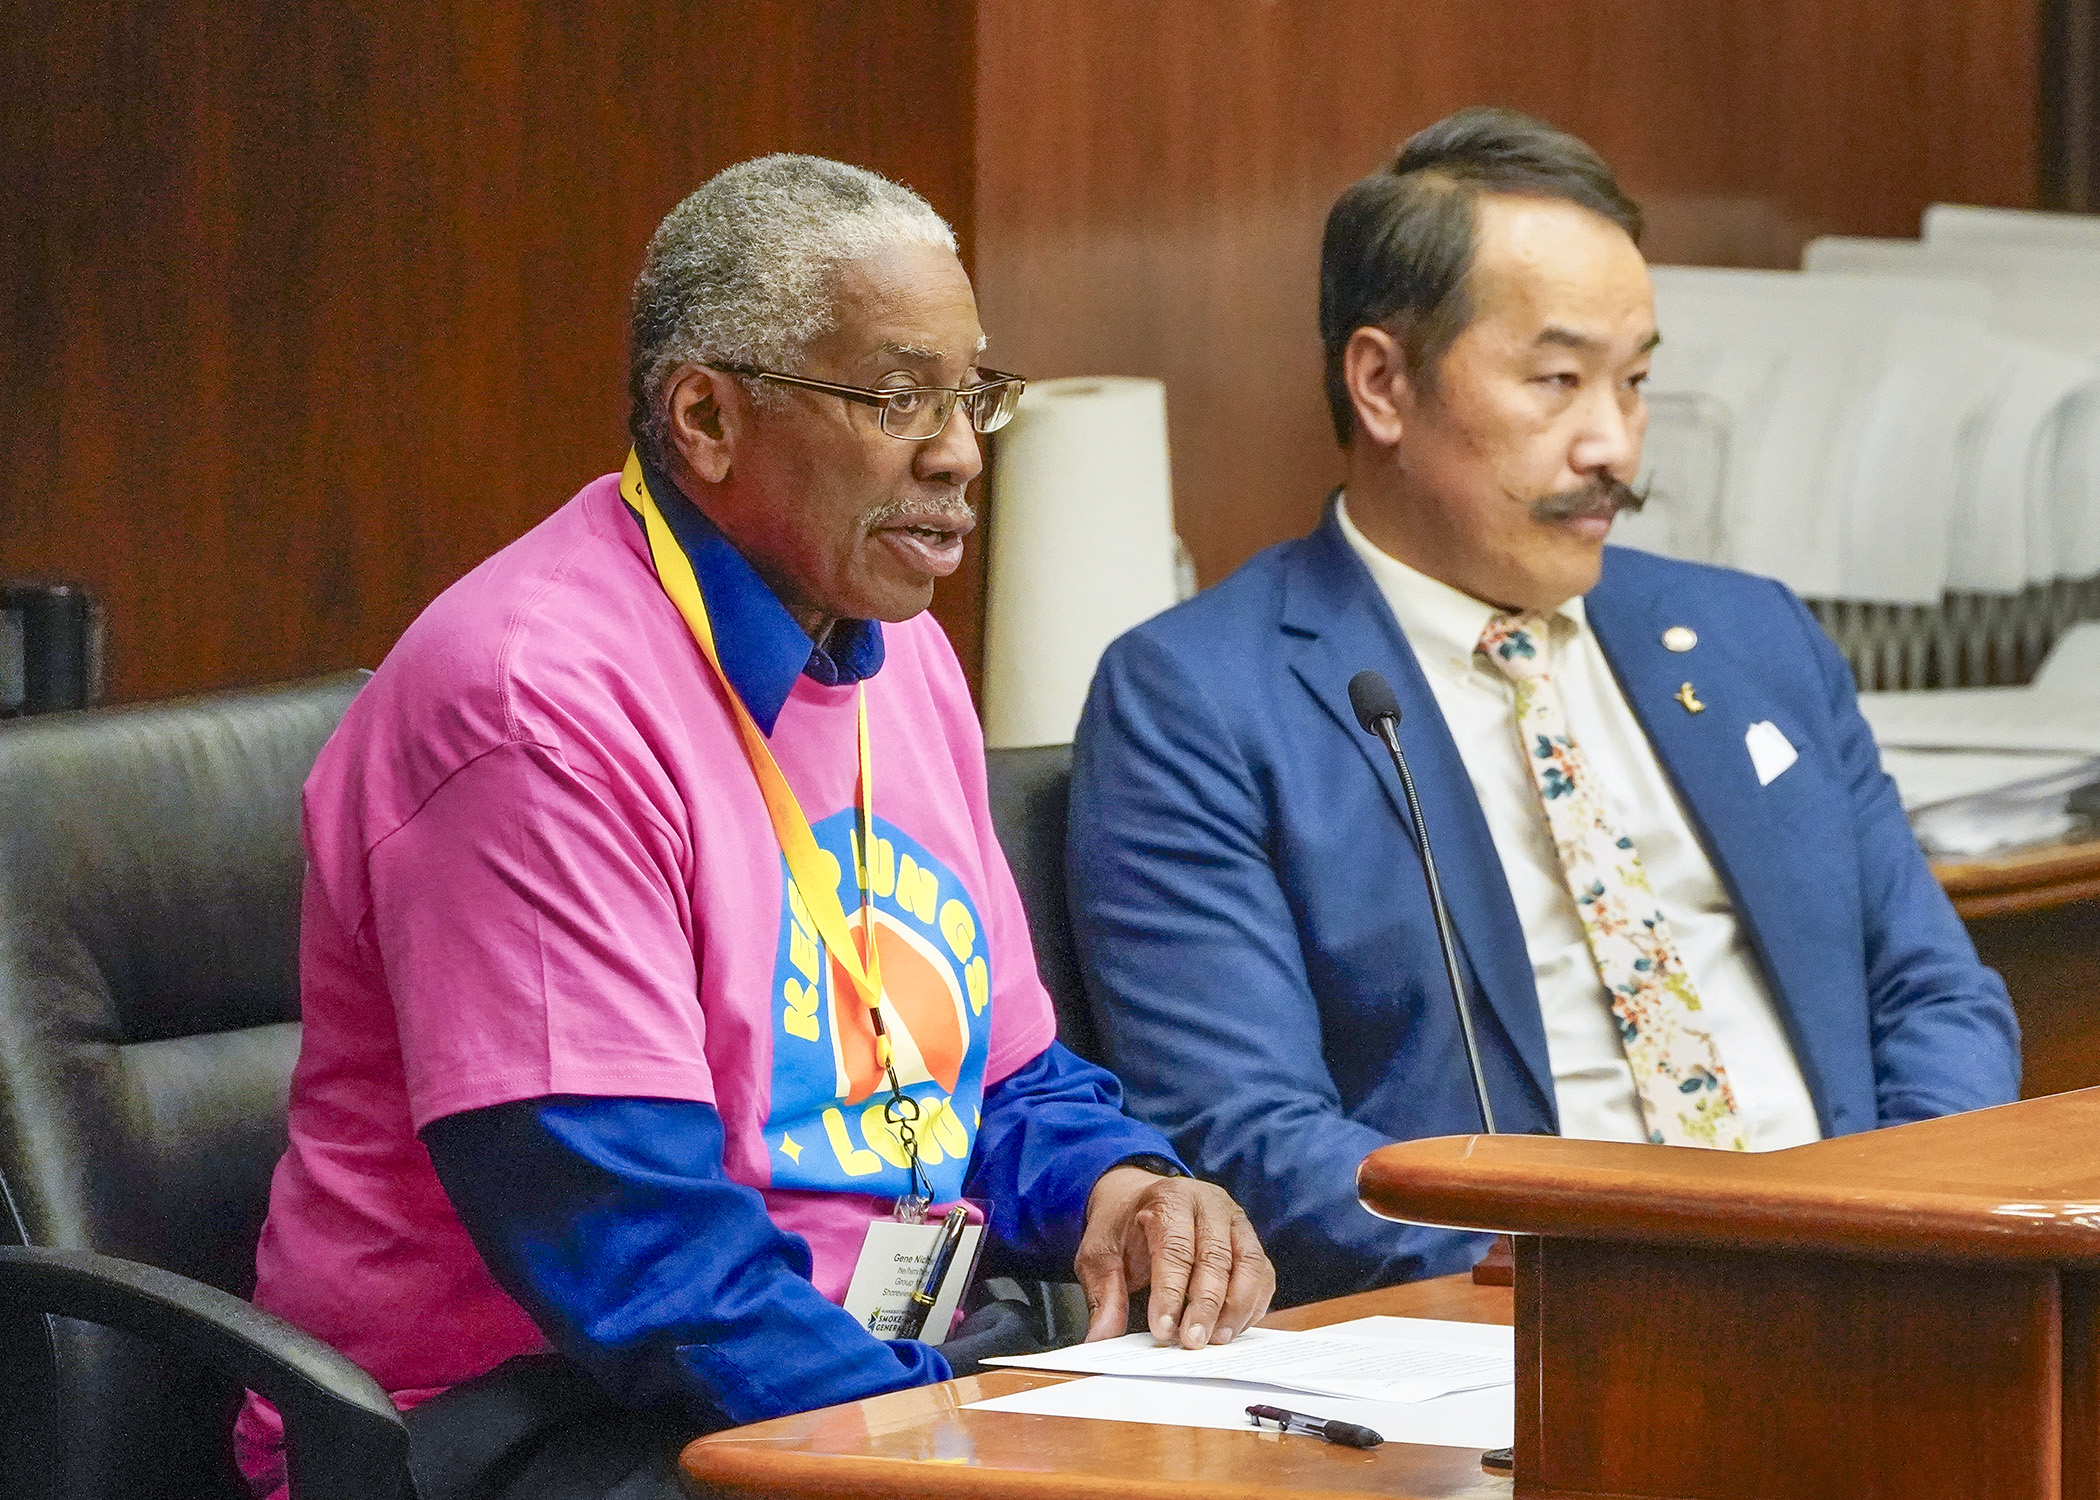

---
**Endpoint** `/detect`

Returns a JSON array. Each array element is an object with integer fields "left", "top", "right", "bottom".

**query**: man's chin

[
  {"left": 855, "top": 577, "right": 941, "bottom": 625},
  {"left": 1499, "top": 532, "right": 1608, "bottom": 613}
]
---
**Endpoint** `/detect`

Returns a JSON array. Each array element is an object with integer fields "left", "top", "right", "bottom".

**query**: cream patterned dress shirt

[{"left": 1336, "top": 495, "right": 1822, "bottom": 1150}]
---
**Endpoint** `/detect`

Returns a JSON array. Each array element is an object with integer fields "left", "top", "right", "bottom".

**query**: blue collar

[{"left": 636, "top": 459, "right": 885, "bottom": 735}]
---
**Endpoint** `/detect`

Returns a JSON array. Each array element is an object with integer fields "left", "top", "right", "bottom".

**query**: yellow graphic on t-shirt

[{"left": 767, "top": 810, "right": 993, "bottom": 1199}]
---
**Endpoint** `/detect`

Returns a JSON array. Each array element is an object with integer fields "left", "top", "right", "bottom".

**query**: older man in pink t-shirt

[{"left": 239, "top": 156, "right": 1273, "bottom": 1500}]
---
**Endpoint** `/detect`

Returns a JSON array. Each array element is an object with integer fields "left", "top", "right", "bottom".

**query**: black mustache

[{"left": 1529, "top": 475, "right": 1648, "bottom": 523}]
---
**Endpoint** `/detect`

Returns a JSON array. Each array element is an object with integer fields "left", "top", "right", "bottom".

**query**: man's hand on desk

[{"left": 1076, "top": 1166, "right": 1275, "bottom": 1350}]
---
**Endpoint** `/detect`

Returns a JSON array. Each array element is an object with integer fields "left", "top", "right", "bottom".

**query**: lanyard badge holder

[
  {"left": 852, "top": 779, "right": 935, "bottom": 1224},
  {"left": 624, "top": 453, "right": 934, "bottom": 1223}
]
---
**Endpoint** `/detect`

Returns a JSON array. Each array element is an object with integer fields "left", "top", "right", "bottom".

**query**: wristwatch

[{"left": 1110, "top": 1152, "right": 1187, "bottom": 1179}]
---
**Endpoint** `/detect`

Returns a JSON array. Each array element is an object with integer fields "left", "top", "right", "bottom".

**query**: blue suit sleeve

[
  {"left": 1068, "top": 631, "right": 1487, "bottom": 1306},
  {"left": 420, "top": 1096, "right": 949, "bottom": 1429},
  {"left": 1783, "top": 586, "right": 2022, "bottom": 1121},
  {"left": 963, "top": 1040, "right": 1185, "bottom": 1278}
]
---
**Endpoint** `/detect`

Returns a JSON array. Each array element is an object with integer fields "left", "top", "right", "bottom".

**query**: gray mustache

[
  {"left": 864, "top": 495, "right": 978, "bottom": 531},
  {"left": 1530, "top": 475, "right": 1648, "bottom": 523}
]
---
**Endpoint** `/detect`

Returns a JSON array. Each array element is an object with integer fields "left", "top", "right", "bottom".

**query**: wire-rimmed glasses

[{"left": 708, "top": 362, "right": 1026, "bottom": 440}]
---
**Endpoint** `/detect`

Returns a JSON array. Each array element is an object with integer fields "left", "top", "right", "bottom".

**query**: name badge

[{"left": 841, "top": 1216, "right": 984, "bottom": 1344}]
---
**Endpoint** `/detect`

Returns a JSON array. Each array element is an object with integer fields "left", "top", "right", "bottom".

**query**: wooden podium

[{"left": 1358, "top": 1090, "right": 2100, "bottom": 1500}]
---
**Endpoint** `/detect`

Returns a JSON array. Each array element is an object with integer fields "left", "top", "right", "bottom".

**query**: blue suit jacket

[{"left": 1067, "top": 508, "right": 2021, "bottom": 1306}]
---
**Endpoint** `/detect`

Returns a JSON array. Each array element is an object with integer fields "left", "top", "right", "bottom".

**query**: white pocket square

[{"left": 1745, "top": 720, "right": 1798, "bottom": 787}]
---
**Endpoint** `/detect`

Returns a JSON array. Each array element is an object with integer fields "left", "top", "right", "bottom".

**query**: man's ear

[
  {"left": 665, "top": 365, "right": 741, "bottom": 485},
  {"left": 1342, "top": 325, "right": 1411, "bottom": 448}
]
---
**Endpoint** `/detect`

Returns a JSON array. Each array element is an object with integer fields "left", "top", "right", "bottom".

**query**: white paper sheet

[
  {"left": 1859, "top": 686, "right": 2100, "bottom": 754},
  {"left": 1880, "top": 748, "right": 2097, "bottom": 810},
  {"left": 1908, "top": 754, "right": 2100, "bottom": 856},
  {"left": 965, "top": 1317, "right": 1515, "bottom": 1450},
  {"left": 983, "top": 1324, "right": 1508, "bottom": 1403},
  {"left": 1333, "top": 1315, "right": 1515, "bottom": 1351},
  {"left": 963, "top": 1374, "right": 1515, "bottom": 1450}
]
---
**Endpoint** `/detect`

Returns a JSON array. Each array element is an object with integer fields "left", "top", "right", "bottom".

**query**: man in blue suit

[{"left": 1067, "top": 107, "right": 2020, "bottom": 1307}]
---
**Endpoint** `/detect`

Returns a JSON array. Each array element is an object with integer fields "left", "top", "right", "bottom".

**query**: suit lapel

[
  {"left": 1585, "top": 556, "right": 1830, "bottom": 1105},
  {"left": 1280, "top": 512, "right": 1557, "bottom": 1114}
]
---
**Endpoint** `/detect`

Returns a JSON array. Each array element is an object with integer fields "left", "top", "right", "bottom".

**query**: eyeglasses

[{"left": 708, "top": 362, "right": 1027, "bottom": 440}]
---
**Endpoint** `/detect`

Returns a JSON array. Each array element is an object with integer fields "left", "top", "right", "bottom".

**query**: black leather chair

[
  {"left": 983, "top": 743, "right": 1102, "bottom": 1066},
  {"left": 0, "top": 674, "right": 408, "bottom": 1500},
  {"left": 0, "top": 713, "right": 1096, "bottom": 1499},
  {"left": 984, "top": 743, "right": 1112, "bottom": 1345}
]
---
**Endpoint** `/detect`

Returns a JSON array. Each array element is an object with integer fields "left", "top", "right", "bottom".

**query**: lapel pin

[
  {"left": 1662, "top": 626, "right": 1698, "bottom": 652},
  {"left": 1675, "top": 682, "right": 1706, "bottom": 714}
]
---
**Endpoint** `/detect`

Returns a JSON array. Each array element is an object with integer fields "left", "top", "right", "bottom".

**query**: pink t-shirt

[{"left": 240, "top": 473, "right": 1055, "bottom": 1477}]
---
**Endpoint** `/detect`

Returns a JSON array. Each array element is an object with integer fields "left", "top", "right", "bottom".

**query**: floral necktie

[{"left": 1478, "top": 612, "right": 1748, "bottom": 1151}]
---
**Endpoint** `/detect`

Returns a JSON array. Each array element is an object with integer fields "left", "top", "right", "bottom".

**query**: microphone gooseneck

[{"left": 1346, "top": 669, "right": 1498, "bottom": 1135}]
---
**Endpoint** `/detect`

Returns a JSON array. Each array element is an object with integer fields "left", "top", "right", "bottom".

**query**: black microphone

[{"left": 1347, "top": 669, "right": 1497, "bottom": 1135}]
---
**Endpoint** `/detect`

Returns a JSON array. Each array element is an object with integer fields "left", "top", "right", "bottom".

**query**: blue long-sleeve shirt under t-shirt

[
  {"left": 421, "top": 1040, "right": 1177, "bottom": 1429},
  {"left": 413, "top": 469, "right": 1180, "bottom": 1428}
]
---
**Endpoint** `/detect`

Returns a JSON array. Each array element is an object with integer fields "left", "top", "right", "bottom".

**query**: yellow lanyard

[{"left": 624, "top": 452, "right": 934, "bottom": 1212}]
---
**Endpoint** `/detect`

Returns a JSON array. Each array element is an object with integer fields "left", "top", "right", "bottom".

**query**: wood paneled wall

[
  {"left": 2, "top": 0, "right": 2045, "bottom": 701},
  {"left": 973, "top": 0, "right": 2042, "bottom": 591},
  {"left": 1, "top": 1, "right": 976, "bottom": 704}
]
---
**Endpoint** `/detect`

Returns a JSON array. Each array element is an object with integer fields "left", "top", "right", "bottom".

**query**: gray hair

[{"left": 628, "top": 154, "right": 957, "bottom": 471}]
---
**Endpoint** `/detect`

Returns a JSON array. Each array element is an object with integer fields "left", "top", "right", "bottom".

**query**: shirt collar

[
  {"left": 1335, "top": 491, "right": 1587, "bottom": 675},
  {"left": 637, "top": 456, "right": 885, "bottom": 734}
]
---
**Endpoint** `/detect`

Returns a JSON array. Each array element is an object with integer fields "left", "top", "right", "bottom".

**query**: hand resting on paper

[{"left": 1077, "top": 1167, "right": 1275, "bottom": 1350}]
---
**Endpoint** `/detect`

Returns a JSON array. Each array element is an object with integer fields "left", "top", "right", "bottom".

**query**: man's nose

[
  {"left": 1571, "top": 388, "right": 1642, "bottom": 478},
  {"left": 914, "top": 400, "right": 985, "bottom": 488}
]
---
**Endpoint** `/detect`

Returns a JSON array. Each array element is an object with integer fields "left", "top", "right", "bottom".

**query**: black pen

[
  {"left": 893, "top": 1205, "right": 970, "bottom": 1341},
  {"left": 1247, "top": 1403, "right": 1384, "bottom": 1449}
]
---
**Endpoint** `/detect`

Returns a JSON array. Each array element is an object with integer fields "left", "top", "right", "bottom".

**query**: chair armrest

[{"left": 0, "top": 1245, "right": 409, "bottom": 1500}]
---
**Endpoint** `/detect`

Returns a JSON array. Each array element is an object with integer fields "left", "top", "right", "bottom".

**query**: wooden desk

[
  {"left": 1935, "top": 838, "right": 2100, "bottom": 1099},
  {"left": 1361, "top": 1091, "right": 2100, "bottom": 1500},
  {"left": 1936, "top": 836, "right": 2100, "bottom": 921},
  {"left": 682, "top": 1275, "right": 1514, "bottom": 1499}
]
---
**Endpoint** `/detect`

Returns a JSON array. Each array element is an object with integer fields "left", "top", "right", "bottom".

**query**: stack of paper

[
  {"left": 1861, "top": 629, "right": 2100, "bottom": 850},
  {"left": 965, "top": 1315, "right": 1515, "bottom": 1451},
  {"left": 1905, "top": 758, "right": 2100, "bottom": 858},
  {"left": 1876, "top": 749, "right": 2097, "bottom": 813},
  {"left": 1861, "top": 684, "right": 2100, "bottom": 758}
]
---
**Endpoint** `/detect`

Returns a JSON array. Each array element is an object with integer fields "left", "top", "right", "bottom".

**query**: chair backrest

[
  {"left": 983, "top": 744, "right": 1104, "bottom": 1065},
  {"left": 0, "top": 673, "right": 366, "bottom": 1500}
]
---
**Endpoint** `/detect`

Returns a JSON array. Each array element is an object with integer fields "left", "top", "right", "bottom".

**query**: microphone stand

[
  {"left": 1352, "top": 675, "right": 1497, "bottom": 1135},
  {"left": 1350, "top": 669, "right": 1511, "bottom": 1478}
]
